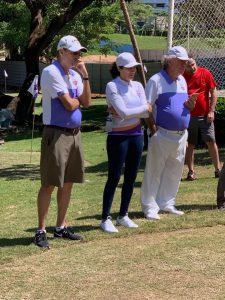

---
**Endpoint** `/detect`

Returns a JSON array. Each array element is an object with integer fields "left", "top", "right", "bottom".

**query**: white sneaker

[
  {"left": 116, "top": 215, "right": 138, "bottom": 228},
  {"left": 145, "top": 211, "right": 160, "bottom": 220},
  {"left": 163, "top": 207, "right": 184, "bottom": 215},
  {"left": 100, "top": 217, "right": 118, "bottom": 233}
]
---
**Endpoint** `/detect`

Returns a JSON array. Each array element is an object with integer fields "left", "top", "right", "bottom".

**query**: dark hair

[{"left": 110, "top": 62, "right": 123, "bottom": 78}]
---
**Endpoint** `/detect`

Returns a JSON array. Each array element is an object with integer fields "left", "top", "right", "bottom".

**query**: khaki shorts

[
  {"left": 40, "top": 126, "right": 84, "bottom": 187},
  {"left": 188, "top": 116, "right": 216, "bottom": 145}
]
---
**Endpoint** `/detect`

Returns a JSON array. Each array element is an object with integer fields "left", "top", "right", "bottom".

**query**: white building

[{"left": 139, "top": 0, "right": 169, "bottom": 14}]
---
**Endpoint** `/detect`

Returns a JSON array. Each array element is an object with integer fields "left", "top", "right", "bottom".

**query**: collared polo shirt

[
  {"left": 106, "top": 76, "right": 149, "bottom": 135},
  {"left": 41, "top": 60, "right": 83, "bottom": 128},
  {"left": 145, "top": 69, "right": 190, "bottom": 131}
]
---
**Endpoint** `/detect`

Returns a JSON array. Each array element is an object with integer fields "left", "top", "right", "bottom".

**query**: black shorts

[{"left": 188, "top": 116, "right": 216, "bottom": 145}]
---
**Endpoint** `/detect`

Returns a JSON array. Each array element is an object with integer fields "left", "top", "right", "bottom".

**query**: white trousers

[{"left": 141, "top": 127, "right": 188, "bottom": 215}]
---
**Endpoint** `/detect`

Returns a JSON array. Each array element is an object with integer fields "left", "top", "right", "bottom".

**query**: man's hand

[
  {"left": 207, "top": 110, "right": 215, "bottom": 123},
  {"left": 75, "top": 58, "right": 91, "bottom": 108},
  {"left": 185, "top": 93, "right": 198, "bottom": 111},
  {"left": 74, "top": 59, "right": 88, "bottom": 78},
  {"left": 144, "top": 112, "right": 157, "bottom": 136}
]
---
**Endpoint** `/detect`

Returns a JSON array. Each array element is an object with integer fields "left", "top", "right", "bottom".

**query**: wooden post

[{"left": 120, "top": 0, "right": 146, "bottom": 87}]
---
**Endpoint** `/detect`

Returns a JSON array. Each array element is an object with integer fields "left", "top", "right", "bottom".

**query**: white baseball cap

[
  {"left": 116, "top": 52, "right": 141, "bottom": 68},
  {"left": 167, "top": 46, "right": 189, "bottom": 61},
  {"left": 57, "top": 35, "right": 87, "bottom": 52}
]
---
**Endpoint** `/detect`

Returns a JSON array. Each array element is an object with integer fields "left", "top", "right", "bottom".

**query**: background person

[
  {"left": 0, "top": 108, "right": 14, "bottom": 133},
  {"left": 183, "top": 58, "right": 220, "bottom": 180},
  {"left": 141, "top": 46, "right": 196, "bottom": 221},
  {"left": 101, "top": 52, "right": 152, "bottom": 233},
  {"left": 34, "top": 35, "right": 91, "bottom": 248},
  {"left": 0, "top": 96, "right": 20, "bottom": 129}
]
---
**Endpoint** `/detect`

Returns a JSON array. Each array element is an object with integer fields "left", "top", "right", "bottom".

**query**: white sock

[
  {"left": 37, "top": 229, "right": 46, "bottom": 233},
  {"left": 55, "top": 226, "right": 65, "bottom": 232}
]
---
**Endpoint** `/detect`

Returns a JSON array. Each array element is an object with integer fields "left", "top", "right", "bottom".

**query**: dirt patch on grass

[{"left": 83, "top": 54, "right": 116, "bottom": 63}]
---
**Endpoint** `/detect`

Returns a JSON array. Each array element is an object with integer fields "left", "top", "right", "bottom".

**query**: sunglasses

[{"left": 63, "top": 48, "right": 81, "bottom": 56}]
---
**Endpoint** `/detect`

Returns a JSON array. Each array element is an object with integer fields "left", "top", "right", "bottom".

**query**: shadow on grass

[
  {"left": 26, "top": 225, "right": 100, "bottom": 235},
  {"left": 1, "top": 102, "right": 107, "bottom": 142},
  {"left": 0, "top": 237, "right": 34, "bottom": 247},
  {"left": 0, "top": 225, "right": 100, "bottom": 247},
  {"left": 77, "top": 204, "right": 218, "bottom": 222},
  {"left": 2, "top": 127, "right": 42, "bottom": 142},
  {"left": 178, "top": 204, "right": 217, "bottom": 211},
  {"left": 193, "top": 147, "right": 225, "bottom": 166},
  {"left": 82, "top": 103, "right": 107, "bottom": 131},
  {"left": 0, "top": 204, "right": 219, "bottom": 247},
  {"left": 0, "top": 164, "right": 40, "bottom": 180},
  {"left": 85, "top": 161, "right": 108, "bottom": 174}
]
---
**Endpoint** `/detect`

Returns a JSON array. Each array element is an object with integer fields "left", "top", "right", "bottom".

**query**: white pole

[
  {"left": 167, "top": 0, "right": 175, "bottom": 50},
  {"left": 187, "top": 10, "right": 190, "bottom": 52}
]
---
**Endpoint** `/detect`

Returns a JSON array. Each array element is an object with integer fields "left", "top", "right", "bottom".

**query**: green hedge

[{"left": 215, "top": 97, "right": 225, "bottom": 146}]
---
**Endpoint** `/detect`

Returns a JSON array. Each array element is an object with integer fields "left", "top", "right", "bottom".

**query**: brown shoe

[{"left": 186, "top": 170, "right": 196, "bottom": 181}]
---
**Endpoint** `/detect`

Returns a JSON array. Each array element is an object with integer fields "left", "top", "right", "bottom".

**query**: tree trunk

[
  {"left": 15, "top": 46, "right": 40, "bottom": 124},
  {"left": 15, "top": 0, "right": 95, "bottom": 124}
]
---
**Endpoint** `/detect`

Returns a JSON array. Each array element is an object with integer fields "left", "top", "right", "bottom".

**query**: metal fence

[
  {"left": 169, "top": 0, "right": 225, "bottom": 92},
  {"left": 0, "top": 60, "right": 161, "bottom": 94}
]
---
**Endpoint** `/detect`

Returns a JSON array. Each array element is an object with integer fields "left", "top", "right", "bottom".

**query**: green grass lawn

[
  {"left": 1, "top": 99, "right": 225, "bottom": 299},
  {"left": 105, "top": 33, "right": 225, "bottom": 51},
  {"left": 106, "top": 33, "right": 167, "bottom": 50}
]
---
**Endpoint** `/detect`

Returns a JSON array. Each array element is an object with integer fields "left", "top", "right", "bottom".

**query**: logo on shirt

[{"left": 73, "top": 80, "right": 78, "bottom": 87}]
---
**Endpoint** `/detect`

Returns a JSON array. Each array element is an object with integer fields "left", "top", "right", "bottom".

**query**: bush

[{"left": 215, "top": 97, "right": 225, "bottom": 146}]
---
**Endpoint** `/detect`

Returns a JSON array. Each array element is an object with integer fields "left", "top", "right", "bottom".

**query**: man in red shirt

[{"left": 183, "top": 58, "right": 220, "bottom": 180}]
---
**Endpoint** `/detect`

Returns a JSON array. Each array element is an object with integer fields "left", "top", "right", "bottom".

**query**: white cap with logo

[
  {"left": 167, "top": 46, "right": 189, "bottom": 61},
  {"left": 57, "top": 35, "right": 87, "bottom": 52},
  {"left": 116, "top": 52, "right": 141, "bottom": 68}
]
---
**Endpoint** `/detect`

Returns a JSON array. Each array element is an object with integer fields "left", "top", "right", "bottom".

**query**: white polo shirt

[
  {"left": 106, "top": 77, "right": 149, "bottom": 135},
  {"left": 41, "top": 60, "right": 83, "bottom": 128},
  {"left": 146, "top": 69, "right": 190, "bottom": 131}
]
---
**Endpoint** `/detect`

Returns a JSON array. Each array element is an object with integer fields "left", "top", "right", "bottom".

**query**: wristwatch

[{"left": 83, "top": 77, "right": 89, "bottom": 80}]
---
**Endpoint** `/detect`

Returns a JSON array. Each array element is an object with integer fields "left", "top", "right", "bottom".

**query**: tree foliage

[
  {"left": 0, "top": 1, "right": 30, "bottom": 59},
  {"left": 0, "top": 0, "right": 154, "bottom": 59},
  {"left": 0, "top": 0, "right": 154, "bottom": 122}
]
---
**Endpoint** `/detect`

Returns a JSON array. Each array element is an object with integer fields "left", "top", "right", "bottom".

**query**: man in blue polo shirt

[
  {"left": 34, "top": 35, "right": 91, "bottom": 248},
  {"left": 141, "top": 46, "right": 196, "bottom": 220}
]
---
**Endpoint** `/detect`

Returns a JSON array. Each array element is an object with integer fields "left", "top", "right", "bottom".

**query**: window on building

[{"left": 156, "top": 3, "right": 165, "bottom": 8}]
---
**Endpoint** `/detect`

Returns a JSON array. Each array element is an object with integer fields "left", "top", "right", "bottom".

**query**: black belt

[{"left": 45, "top": 125, "right": 80, "bottom": 135}]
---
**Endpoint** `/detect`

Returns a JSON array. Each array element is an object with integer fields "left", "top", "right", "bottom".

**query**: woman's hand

[
  {"left": 107, "top": 106, "right": 119, "bottom": 117},
  {"left": 147, "top": 103, "right": 152, "bottom": 113}
]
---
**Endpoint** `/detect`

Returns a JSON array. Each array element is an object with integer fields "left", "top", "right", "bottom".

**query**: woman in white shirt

[{"left": 100, "top": 52, "right": 151, "bottom": 233}]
